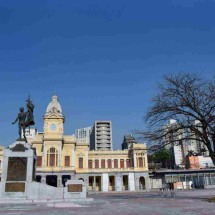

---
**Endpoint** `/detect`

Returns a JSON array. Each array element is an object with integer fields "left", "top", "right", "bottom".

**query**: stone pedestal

[
  {"left": 64, "top": 179, "right": 86, "bottom": 199},
  {"left": 0, "top": 141, "right": 36, "bottom": 198},
  {"left": 0, "top": 141, "right": 88, "bottom": 201}
]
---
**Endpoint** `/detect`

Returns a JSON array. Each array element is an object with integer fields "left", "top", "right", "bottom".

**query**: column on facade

[
  {"left": 133, "top": 153, "right": 137, "bottom": 168},
  {"left": 128, "top": 173, "right": 135, "bottom": 191},
  {"left": 92, "top": 159, "right": 95, "bottom": 169},
  {"left": 43, "top": 146, "right": 47, "bottom": 167},
  {"left": 116, "top": 173, "right": 122, "bottom": 191},
  {"left": 93, "top": 176, "right": 96, "bottom": 191},
  {"left": 85, "top": 148, "right": 88, "bottom": 169},
  {"left": 41, "top": 175, "right": 46, "bottom": 184},
  {"left": 57, "top": 175, "right": 62, "bottom": 187},
  {"left": 102, "top": 173, "right": 109, "bottom": 192},
  {"left": 144, "top": 176, "right": 150, "bottom": 191},
  {"left": 71, "top": 146, "right": 75, "bottom": 169},
  {"left": 58, "top": 143, "right": 62, "bottom": 167}
]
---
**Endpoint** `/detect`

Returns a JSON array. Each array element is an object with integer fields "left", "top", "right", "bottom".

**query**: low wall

[
  {"left": 26, "top": 182, "right": 63, "bottom": 200},
  {"left": 0, "top": 180, "right": 86, "bottom": 200}
]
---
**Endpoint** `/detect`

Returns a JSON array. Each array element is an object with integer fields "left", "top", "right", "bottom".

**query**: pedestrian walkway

[{"left": 0, "top": 189, "right": 215, "bottom": 214}]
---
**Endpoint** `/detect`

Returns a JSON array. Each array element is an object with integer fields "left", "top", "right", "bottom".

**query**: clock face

[{"left": 50, "top": 124, "right": 57, "bottom": 131}]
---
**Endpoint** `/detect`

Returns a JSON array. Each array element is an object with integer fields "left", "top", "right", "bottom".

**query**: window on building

[
  {"left": 95, "top": 159, "right": 99, "bottom": 169},
  {"left": 79, "top": 157, "right": 83, "bottom": 169},
  {"left": 88, "top": 160, "right": 93, "bottom": 169},
  {"left": 65, "top": 156, "right": 70, "bottom": 167},
  {"left": 108, "top": 159, "right": 112, "bottom": 168},
  {"left": 37, "top": 156, "right": 42, "bottom": 167},
  {"left": 47, "top": 147, "right": 58, "bottom": 167},
  {"left": 126, "top": 159, "right": 130, "bottom": 168},
  {"left": 101, "top": 159, "right": 105, "bottom": 168},
  {"left": 139, "top": 157, "right": 143, "bottom": 167},
  {"left": 120, "top": 159, "right": 124, "bottom": 168},
  {"left": 114, "top": 159, "right": 118, "bottom": 168}
]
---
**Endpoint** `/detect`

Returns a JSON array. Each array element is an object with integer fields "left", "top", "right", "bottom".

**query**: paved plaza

[{"left": 0, "top": 189, "right": 215, "bottom": 215}]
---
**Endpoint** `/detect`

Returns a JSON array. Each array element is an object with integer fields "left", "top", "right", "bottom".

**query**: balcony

[
  {"left": 36, "top": 166, "right": 75, "bottom": 172},
  {"left": 97, "top": 131, "right": 110, "bottom": 135},
  {"left": 96, "top": 141, "right": 111, "bottom": 145},
  {"left": 96, "top": 123, "right": 110, "bottom": 127},
  {"left": 96, "top": 127, "right": 110, "bottom": 131},
  {"left": 96, "top": 135, "right": 111, "bottom": 140},
  {"left": 76, "top": 167, "right": 135, "bottom": 173}
]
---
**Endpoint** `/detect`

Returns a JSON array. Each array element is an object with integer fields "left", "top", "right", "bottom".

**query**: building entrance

[
  {"left": 139, "top": 176, "right": 145, "bottom": 189},
  {"left": 62, "top": 175, "right": 71, "bottom": 187},
  {"left": 88, "top": 176, "right": 102, "bottom": 191},
  {"left": 46, "top": 175, "right": 57, "bottom": 187},
  {"left": 123, "top": 175, "right": 129, "bottom": 190},
  {"left": 109, "top": 176, "right": 115, "bottom": 191},
  {"left": 36, "top": 175, "right": 41, "bottom": 183}
]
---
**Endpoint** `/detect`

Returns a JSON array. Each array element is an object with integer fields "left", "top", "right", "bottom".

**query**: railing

[
  {"left": 96, "top": 136, "right": 111, "bottom": 139},
  {"left": 97, "top": 131, "right": 110, "bottom": 134},
  {"left": 77, "top": 167, "right": 136, "bottom": 173},
  {"left": 96, "top": 127, "right": 110, "bottom": 131},
  {"left": 97, "top": 140, "right": 111, "bottom": 145},
  {"left": 36, "top": 166, "right": 75, "bottom": 172}
]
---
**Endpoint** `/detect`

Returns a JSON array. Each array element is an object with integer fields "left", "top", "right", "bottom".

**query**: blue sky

[{"left": 0, "top": 0, "right": 215, "bottom": 149}]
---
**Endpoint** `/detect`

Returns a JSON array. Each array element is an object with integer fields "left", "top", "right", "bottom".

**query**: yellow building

[{"left": 6, "top": 95, "right": 149, "bottom": 191}]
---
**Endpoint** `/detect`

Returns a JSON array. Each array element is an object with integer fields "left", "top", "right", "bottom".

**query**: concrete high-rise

[
  {"left": 75, "top": 126, "right": 92, "bottom": 144},
  {"left": 90, "top": 121, "right": 113, "bottom": 151},
  {"left": 163, "top": 119, "right": 185, "bottom": 168}
]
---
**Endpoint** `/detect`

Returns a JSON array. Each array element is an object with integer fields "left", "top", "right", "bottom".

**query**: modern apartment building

[
  {"left": 188, "top": 120, "right": 209, "bottom": 156},
  {"left": 164, "top": 119, "right": 185, "bottom": 167},
  {"left": 90, "top": 121, "right": 113, "bottom": 151},
  {"left": 75, "top": 126, "right": 92, "bottom": 144},
  {"left": 21, "top": 128, "right": 38, "bottom": 144},
  {"left": 164, "top": 119, "right": 210, "bottom": 168}
]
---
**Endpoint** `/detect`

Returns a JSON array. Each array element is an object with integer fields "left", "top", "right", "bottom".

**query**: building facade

[
  {"left": 122, "top": 135, "right": 137, "bottom": 150},
  {"left": 30, "top": 95, "right": 149, "bottom": 191},
  {"left": 90, "top": 121, "right": 113, "bottom": 151}
]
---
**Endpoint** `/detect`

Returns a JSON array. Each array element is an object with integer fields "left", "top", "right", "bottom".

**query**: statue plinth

[{"left": 0, "top": 141, "right": 36, "bottom": 197}]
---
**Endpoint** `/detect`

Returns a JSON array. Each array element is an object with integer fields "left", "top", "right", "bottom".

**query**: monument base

[
  {"left": 0, "top": 181, "right": 87, "bottom": 200},
  {"left": 0, "top": 141, "right": 90, "bottom": 202}
]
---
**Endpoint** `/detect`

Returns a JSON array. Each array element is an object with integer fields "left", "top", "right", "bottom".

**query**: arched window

[{"left": 47, "top": 147, "right": 58, "bottom": 167}]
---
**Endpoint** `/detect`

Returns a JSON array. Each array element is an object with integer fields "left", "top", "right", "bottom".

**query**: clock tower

[{"left": 43, "top": 95, "right": 65, "bottom": 139}]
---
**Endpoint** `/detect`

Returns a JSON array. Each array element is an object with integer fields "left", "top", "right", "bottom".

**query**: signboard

[
  {"left": 7, "top": 157, "right": 27, "bottom": 181},
  {"left": 68, "top": 184, "right": 82, "bottom": 192},
  {"left": 5, "top": 183, "right": 25, "bottom": 192}
]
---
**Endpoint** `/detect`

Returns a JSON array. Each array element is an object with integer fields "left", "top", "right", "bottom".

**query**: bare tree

[{"left": 138, "top": 73, "right": 215, "bottom": 164}]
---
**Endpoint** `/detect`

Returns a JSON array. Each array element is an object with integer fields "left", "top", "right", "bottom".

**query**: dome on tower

[{"left": 45, "top": 95, "right": 63, "bottom": 117}]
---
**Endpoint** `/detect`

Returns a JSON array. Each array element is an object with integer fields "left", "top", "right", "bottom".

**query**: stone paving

[{"left": 0, "top": 189, "right": 215, "bottom": 215}]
